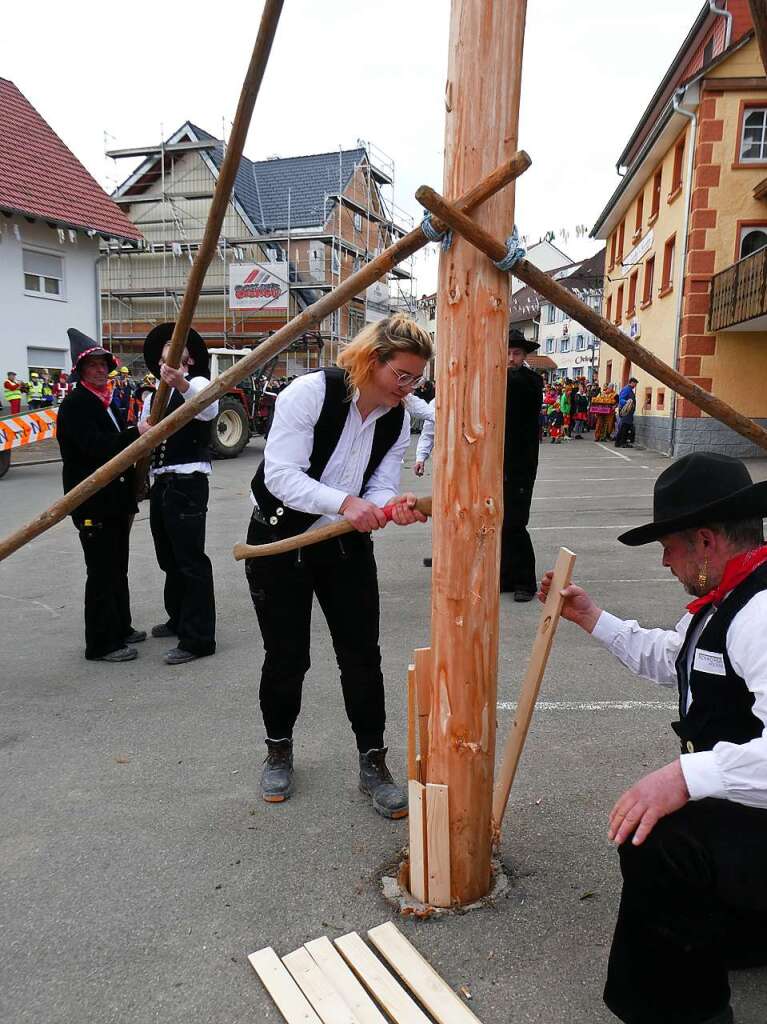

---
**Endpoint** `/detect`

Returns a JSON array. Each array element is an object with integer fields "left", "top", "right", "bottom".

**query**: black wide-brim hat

[
  {"left": 143, "top": 323, "right": 210, "bottom": 379},
  {"left": 67, "top": 328, "right": 118, "bottom": 376},
  {"left": 508, "top": 327, "right": 539, "bottom": 354},
  {"left": 618, "top": 452, "right": 767, "bottom": 546}
]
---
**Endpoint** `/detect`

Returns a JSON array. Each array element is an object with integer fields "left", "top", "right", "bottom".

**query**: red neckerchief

[
  {"left": 80, "top": 381, "right": 112, "bottom": 409},
  {"left": 687, "top": 544, "right": 767, "bottom": 613}
]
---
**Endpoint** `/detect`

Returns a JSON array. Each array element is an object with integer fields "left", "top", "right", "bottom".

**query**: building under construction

[{"left": 101, "top": 123, "right": 415, "bottom": 372}]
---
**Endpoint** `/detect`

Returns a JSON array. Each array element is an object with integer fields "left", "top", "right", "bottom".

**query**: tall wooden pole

[{"left": 427, "top": 0, "right": 527, "bottom": 904}]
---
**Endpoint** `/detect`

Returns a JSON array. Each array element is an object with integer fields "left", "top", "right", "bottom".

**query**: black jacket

[
  {"left": 504, "top": 365, "right": 543, "bottom": 481},
  {"left": 57, "top": 384, "right": 139, "bottom": 520}
]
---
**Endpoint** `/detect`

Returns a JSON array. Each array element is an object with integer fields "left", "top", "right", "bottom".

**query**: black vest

[
  {"left": 250, "top": 367, "right": 405, "bottom": 541},
  {"left": 673, "top": 563, "right": 767, "bottom": 753},
  {"left": 151, "top": 386, "right": 210, "bottom": 470}
]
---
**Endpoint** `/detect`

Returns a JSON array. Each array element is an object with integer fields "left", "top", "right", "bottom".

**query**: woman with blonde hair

[{"left": 245, "top": 314, "right": 432, "bottom": 816}]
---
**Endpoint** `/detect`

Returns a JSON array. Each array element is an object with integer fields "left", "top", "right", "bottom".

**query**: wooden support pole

[
  {"left": 492, "top": 547, "right": 575, "bottom": 834},
  {"left": 417, "top": 185, "right": 767, "bottom": 454},
  {"left": 749, "top": 1, "right": 767, "bottom": 76},
  {"left": 0, "top": 154, "right": 530, "bottom": 564},
  {"left": 426, "top": 0, "right": 527, "bottom": 906}
]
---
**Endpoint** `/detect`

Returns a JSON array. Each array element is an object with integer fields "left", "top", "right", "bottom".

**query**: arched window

[{"left": 739, "top": 227, "right": 767, "bottom": 259}]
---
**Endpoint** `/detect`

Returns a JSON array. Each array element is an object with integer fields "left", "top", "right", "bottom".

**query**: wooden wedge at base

[
  {"left": 335, "top": 932, "right": 433, "bottom": 1024},
  {"left": 282, "top": 947, "right": 361, "bottom": 1024},
  {"left": 492, "top": 547, "right": 576, "bottom": 832},
  {"left": 408, "top": 780, "right": 428, "bottom": 903},
  {"left": 304, "top": 937, "right": 389, "bottom": 1024},
  {"left": 407, "top": 664, "right": 417, "bottom": 781},
  {"left": 368, "top": 922, "right": 483, "bottom": 1024},
  {"left": 413, "top": 647, "right": 432, "bottom": 778},
  {"left": 425, "top": 784, "right": 451, "bottom": 908},
  {"left": 248, "top": 946, "right": 322, "bottom": 1024}
]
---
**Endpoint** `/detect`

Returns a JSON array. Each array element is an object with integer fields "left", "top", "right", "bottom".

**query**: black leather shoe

[
  {"left": 96, "top": 646, "right": 137, "bottom": 663},
  {"left": 359, "top": 747, "right": 408, "bottom": 819},
  {"left": 423, "top": 557, "right": 432, "bottom": 568},
  {"left": 513, "top": 590, "right": 536, "bottom": 603},
  {"left": 261, "top": 738, "right": 294, "bottom": 803},
  {"left": 124, "top": 629, "right": 146, "bottom": 644},
  {"left": 151, "top": 622, "right": 176, "bottom": 638},
  {"left": 164, "top": 648, "right": 199, "bottom": 665}
]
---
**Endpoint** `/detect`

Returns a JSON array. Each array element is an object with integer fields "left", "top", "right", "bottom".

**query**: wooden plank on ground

[
  {"left": 283, "top": 946, "right": 361, "bottom": 1024},
  {"left": 492, "top": 547, "right": 576, "bottom": 831},
  {"left": 425, "top": 783, "right": 451, "bottom": 907},
  {"left": 413, "top": 647, "right": 432, "bottom": 777},
  {"left": 304, "top": 936, "right": 389, "bottom": 1024},
  {"left": 248, "top": 946, "right": 322, "bottom": 1024},
  {"left": 334, "top": 931, "right": 433, "bottom": 1024},
  {"left": 407, "top": 664, "right": 417, "bottom": 780},
  {"left": 408, "top": 780, "right": 428, "bottom": 902},
  {"left": 368, "top": 922, "right": 483, "bottom": 1024}
]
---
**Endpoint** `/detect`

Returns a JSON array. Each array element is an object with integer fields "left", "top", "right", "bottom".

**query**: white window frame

[
  {"left": 353, "top": 212, "right": 363, "bottom": 232},
  {"left": 740, "top": 107, "right": 767, "bottom": 163},
  {"left": 545, "top": 338, "right": 554, "bottom": 353},
  {"left": 23, "top": 247, "right": 66, "bottom": 301},
  {"left": 576, "top": 334, "right": 585, "bottom": 350},
  {"left": 560, "top": 337, "right": 570, "bottom": 353},
  {"left": 738, "top": 225, "right": 767, "bottom": 259}
]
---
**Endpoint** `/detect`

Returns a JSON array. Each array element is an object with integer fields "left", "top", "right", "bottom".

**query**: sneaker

[
  {"left": 96, "top": 646, "right": 137, "bottom": 663},
  {"left": 261, "top": 738, "right": 294, "bottom": 803},
  {"left": 151, "top": 622, "right": 176, "bottom": 638},
  {"left": 164, "top": 648, "right": 199, "bottom": 666},
  {"left": 359, "top": 747, "right": 408, "bottom": 819},
  {"left": 124, "top": 629, "right": 146, "bottom": 644}
]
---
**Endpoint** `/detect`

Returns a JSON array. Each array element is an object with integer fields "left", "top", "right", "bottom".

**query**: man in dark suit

[
  {"left": 57, "top": 329, "right": 146, "bottom": 662},
  {"left": 500, "top": 329, "right": 544, "bottom": 601}
]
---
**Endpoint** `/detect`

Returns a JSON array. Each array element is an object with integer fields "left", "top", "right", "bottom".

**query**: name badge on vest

[{"left": 693, "top": 649, "right": 726, "bottom": 676}]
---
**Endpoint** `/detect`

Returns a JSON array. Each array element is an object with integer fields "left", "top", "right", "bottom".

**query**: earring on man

[{"left": 697, "top": 557, "right": 709, "bottom": 592}]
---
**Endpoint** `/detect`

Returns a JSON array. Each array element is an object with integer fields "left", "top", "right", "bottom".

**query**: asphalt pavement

[{"left": 1, "top": 433, "right": 766, "bottom": 1023}]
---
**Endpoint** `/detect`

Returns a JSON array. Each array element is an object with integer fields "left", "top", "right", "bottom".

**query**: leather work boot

[
  {"left": 358, "top": 747, "right": 408, "bottom": 819},
  {"left": 260, "top": 738, "right": 294, "bottom": 803}
]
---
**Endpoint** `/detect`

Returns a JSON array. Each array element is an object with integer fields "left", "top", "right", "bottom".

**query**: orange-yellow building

[{"left": 592, "top": 0, "right": 767, "bottom": 455}]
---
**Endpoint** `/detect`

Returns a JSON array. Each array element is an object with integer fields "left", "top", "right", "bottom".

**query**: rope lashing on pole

[
  {"left": 420, "top": 211, "right": 453, "bottom": 250},
  {"left": 492, "top": 224, "right": 526, "bottom": 271}
]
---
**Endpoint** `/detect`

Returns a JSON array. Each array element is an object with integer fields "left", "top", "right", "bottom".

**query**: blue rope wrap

[
  {"left": 493, "top": 225, "right": 526, "bottom": 272},
  {"left": 421, "top": 211, "right": 452, "bottom": 251}
]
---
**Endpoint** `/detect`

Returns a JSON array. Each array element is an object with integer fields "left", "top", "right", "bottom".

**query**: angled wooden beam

[
  {"left": 0, "top": 153, "right": 530, "bottom": 563},
  {"left": 749, "top": 0, "right": 767, "bottom": 76},
  {"left": 417, "top": 185, "right": 767, "bottom": 455}
]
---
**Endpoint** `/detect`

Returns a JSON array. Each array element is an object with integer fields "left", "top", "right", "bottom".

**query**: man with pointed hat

[
  {"left": 501, "top": 328, "right": 544, "bottom": 600},
  {"left": 539, "top": 452, "right": 767, "bottom": 1024},
  {"left": 139, "top": 323, "right": 218, "bottom": 666},
  {"left": 56, "top": 329, "right": 146, "bottom": 662}
]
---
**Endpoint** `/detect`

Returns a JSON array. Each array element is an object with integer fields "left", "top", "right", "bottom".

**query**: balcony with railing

[{"left": 709, "top": 247, "right": 767, "bottom": 332}]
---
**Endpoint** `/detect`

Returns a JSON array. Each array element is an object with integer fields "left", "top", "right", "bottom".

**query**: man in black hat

[
  {"left": 500, "top": 329, "right": 544, "bottom": 600},
  {"left": 57, "top": 329, "right": 146, "bottom": 662},
  {"left": 139, "top": 324, "right": 218, "bottom": 665},
  {"left": 539, "top": 452, "right": 767, "bottom": 1024}
]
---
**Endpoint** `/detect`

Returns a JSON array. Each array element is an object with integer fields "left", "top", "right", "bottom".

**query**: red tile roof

[{"left": 0, "top": 78, "right": 142, "bottom": 241}]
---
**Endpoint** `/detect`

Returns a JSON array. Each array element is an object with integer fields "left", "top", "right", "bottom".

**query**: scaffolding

[{"left": 100, "top": 128, "right": 416, "bottom": 371}]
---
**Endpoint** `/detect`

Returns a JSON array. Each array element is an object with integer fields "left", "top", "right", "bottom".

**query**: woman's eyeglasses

[{"left": 385, "top": 363, "right": 425, "bottom": 390}]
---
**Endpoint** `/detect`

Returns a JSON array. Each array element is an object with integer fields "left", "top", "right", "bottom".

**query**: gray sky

[{"left": 4, "top": 1, "right": 703, "bottom": 292}]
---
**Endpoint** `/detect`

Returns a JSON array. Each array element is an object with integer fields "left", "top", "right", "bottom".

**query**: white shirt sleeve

[
  {"left": 361, "top": 410, "right": 411, "bottom": 508},
  {"left": 263, "top": 373, "right": 349, "bottom": 516},
  {"left": 183, "top": 376, "right": 219, "bottom": 421},
  {"left": 415, "top": 402, "right": 436, "bottom": 462},
  {"left": 591, "top": 609, "right": 688, "bottom": 686},
  {"left": 680, "top": 591, "right": 767, "bottom": 809},
  {"left": 404, "top": 393, "right": 435, "bottom": 421}
]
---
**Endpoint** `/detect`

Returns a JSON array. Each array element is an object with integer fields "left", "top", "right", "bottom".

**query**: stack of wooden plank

[{"left": 249, "top": 920, "right": 483, "bottom": 1023}]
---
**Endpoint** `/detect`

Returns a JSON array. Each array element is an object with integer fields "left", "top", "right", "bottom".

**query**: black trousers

[
  {"left": 149, "top": 473, "right": 216, "bottom": 656},
  {"left": 604, "top": 799, "right": 767, "bottom": 1024},
  {"left": 500, "top": 474, "right": 537, "bottom": 594},
  {"left": 74, "top": 514, "right": 133, "bottom": 659},
  {"left": 245, "top": 515, "right": 385, "bottom": 752}
]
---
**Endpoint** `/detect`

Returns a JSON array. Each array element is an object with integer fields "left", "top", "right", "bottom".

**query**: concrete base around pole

[
  {"left": 634, "top": 414, "right": 767, "bottom": 458},
  {"left": 382, "top": 854, "right": 509, "bottom": 918}
]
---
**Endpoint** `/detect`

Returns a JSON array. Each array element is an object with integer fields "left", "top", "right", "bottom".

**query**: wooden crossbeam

[
  {"left": 0, "top": 153, "right": 530, "bottom": 563},
  {"left": 416, "top": 185, "right": 767, "bottom": 455}
]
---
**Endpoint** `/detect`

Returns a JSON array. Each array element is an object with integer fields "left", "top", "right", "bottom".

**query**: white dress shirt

[
  {"left": 404, "top": 393, "right": 435, "bottom": 421},
  {"left": 415, "top": 400, "right": 436, "bottom": 463},
  {"left": 140, "top": 376, "right": 219, "bottom": 478},
  {"left": 592, "top": 592, "right": 767, "bottom": 809},
  {"left": 261, "top": 371, "right": 411, "bottom": 531}
]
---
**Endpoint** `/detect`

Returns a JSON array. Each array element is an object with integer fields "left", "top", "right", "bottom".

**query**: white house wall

[{"left": 0, "top": 215, "right": 101, "bottom": 376}]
